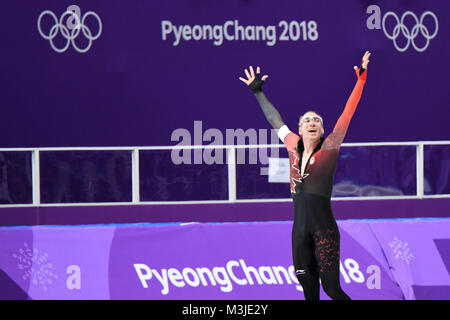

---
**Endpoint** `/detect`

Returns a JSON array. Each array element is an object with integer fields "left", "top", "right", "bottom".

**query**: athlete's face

[{"left": 298, "top": 112, "right": 324, "bottom": 142}]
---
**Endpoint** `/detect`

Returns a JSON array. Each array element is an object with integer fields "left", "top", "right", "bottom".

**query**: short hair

[{"left": 298, "top": 110, "right": 323, "bottom": 126}]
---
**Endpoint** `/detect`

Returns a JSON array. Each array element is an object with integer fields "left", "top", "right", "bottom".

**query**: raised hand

[
  {"left": 354, "top": 51, "right": 371, "bottom": 80},
  {"left": 239, "top": 66, "right": 269, "bottom": 93},
  {"left": 361, "top": 51, "right": 371, "bottom": 69}
]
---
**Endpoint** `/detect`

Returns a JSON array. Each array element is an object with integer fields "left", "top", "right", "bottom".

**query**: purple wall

[{"left": 0, "top": 0, "right": 449, "bottom": 148}]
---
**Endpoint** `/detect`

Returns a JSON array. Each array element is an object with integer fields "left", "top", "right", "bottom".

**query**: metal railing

[{"left": 1, "top": 140, "right": 449, "bottom": 207}]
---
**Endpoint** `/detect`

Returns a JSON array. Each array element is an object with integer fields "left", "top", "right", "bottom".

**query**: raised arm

[
  {"left": 239, "top": 66, "right": 285, "bottom": 130},
  {"left": 323, "top": 51, "right": 371, "bottom": 150}
]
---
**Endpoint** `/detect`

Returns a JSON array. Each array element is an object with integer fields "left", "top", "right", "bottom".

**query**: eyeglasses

[{"left": 299, "top": 116, "right": 323, "bottom": 126}]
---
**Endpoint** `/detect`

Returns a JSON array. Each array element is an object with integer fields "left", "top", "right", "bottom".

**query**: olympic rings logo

[
  {"left": 37, "top": 6, "right": 102, "bottom": 53},
  {"left": 382, "top": 11, "right": 438, "bottom": 52}
]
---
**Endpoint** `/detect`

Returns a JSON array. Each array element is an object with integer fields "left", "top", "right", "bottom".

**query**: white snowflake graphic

[
  {"left": 12, "top": 242, "right": 58, "bottom": 291},
  {"left": 388, "top": 237, "right": 415, "bottom": 264}
]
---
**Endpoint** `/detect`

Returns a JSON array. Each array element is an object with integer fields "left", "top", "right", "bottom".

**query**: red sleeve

[
  {"left": 284, "top": 132, "right": 300, "bottom": 151},
  {"left": 323, "top": 69, "right": 367, "bottom": 150}
]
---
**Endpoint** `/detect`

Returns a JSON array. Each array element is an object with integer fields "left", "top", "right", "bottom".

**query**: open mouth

[{"left": 308, "top": 129, "right": 317, "bottom": 133}]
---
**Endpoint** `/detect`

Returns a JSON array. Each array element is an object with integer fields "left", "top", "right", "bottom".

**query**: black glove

[
  {"left": 249, "top": 73, "right": 265, "bottom": 93},
  {"left": 359, "top": 67, "right": 366, "bottom": 76}
]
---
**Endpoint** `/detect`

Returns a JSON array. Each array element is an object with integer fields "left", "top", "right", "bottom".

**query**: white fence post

[
  {"left": 31, "top": 149, "right": 41, "bottom": 206},
  {"left": 227, "top": 147, "right": 237, "bottom": 202},
  {"left": 416, "top": 143, "right": 425, "bottom": 199},
  {"left": 131, "top": 148, "right": 140, "bottom": 204}
]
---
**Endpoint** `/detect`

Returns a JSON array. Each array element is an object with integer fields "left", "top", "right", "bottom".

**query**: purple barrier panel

[
  {"left": 140, "top": 150, "right": 228, "bottom": 201},
  {"left": 413, "top": 239, "right": 450, "bottom": 299},
  {"left": 0, "top": 225, "right": 116, "bottom": 300},
  {"left": 12, "top": 220, "right": 450, "bottom": 299},
  {"left": 424, "top": 145, "right": 450, "bottom": 195},
  {"left": 0, "top": 151, "right": 32, "bottom": 204},
  {"left": 339, "top": 220, "right": 403, "bottom": 299},
  {"left": 108, "top": 221, "right": 402, "bottom": 300},
  {"left": 368, "top": 219, "right": 450, "bottom": 300},
  {"left": 40, "top": 151, "right": 132, "bottom": 203},
  {"left": 0, "top": 228, "right": 33, "bottom": 299}
]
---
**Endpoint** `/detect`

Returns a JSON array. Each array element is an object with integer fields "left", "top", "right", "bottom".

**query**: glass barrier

[
  {"left": 235, "top": 145, "right": 417, "bottom": 199},
  {"left": 40, "top": 151, "right": 132, "bottom": 203},
  {"left": 0, "top": 151, "right": 32, "bottom": 204},
  {"left": 424, "top": 145, "right": 450, "bottom": 195},
  {"left": 333, "top": 146, "right": 416, "bottom": 197},
  {"left": 139, "top": 149, "right": 228, "bottom": 201},
  {"left": 236, "top": 147, "right": 290, "bottom": 199}
]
